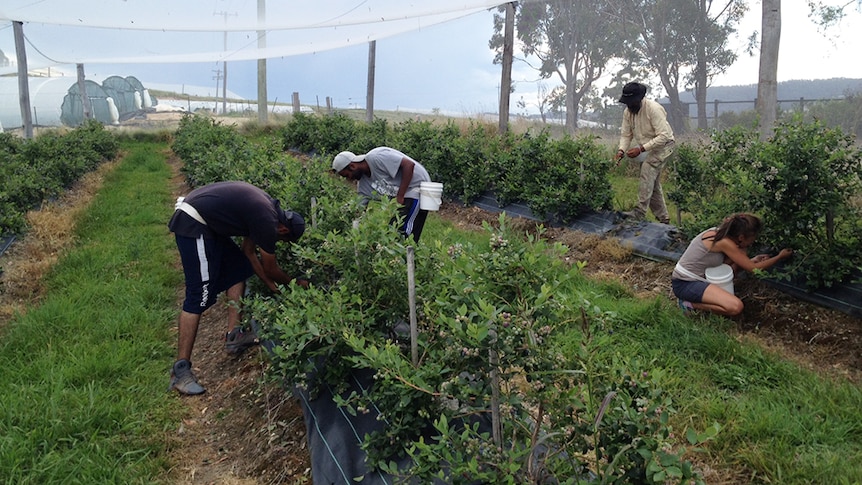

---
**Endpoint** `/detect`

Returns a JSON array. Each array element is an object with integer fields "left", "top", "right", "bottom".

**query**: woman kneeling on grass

[{"left": 672, "top": 213, "right": 794, "bottom": 316}]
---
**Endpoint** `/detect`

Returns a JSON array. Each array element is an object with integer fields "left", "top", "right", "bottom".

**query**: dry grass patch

[{"left": 0, "top": 160, "right": 117, "bottom": 321}]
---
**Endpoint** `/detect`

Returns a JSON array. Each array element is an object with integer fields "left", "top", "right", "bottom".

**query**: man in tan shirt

[{"left": 614, "top": 81, "right": 675, "bottom": 224}]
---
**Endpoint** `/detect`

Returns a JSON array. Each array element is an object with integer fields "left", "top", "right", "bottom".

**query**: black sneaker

[
  {"left": 169, "top": 359, "right": 205, "bottom": 395},
  {"left": 225, "top": 327, "right": 260, "bottom": 355}
]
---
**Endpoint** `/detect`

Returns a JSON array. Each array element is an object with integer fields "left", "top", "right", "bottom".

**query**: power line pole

[
  {"left": 214, "top": 9, "right": 237, "bottom": 115},
  {"left": 212, "top": 68, "right": 223, "bottom": 113}
]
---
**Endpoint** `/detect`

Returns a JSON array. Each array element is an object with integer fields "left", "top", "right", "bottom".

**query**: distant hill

[
  {"left": 658, "top": 78, "right": 862, "bottom": 116},
  {"left": 680, "top": 78, "right": 862, "bottom": 103}
]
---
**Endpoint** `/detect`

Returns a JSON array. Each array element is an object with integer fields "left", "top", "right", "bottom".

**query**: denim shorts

[{"left": 671, "top": 278, "right": 710, "bottom": 303}]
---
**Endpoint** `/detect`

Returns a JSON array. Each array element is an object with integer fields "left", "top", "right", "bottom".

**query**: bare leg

[
  {"left": 691, "top": 284, "right": 743, "bottom": 316},
  {"left": 177, "top": 310, "right": 202, "bottom": 361}
]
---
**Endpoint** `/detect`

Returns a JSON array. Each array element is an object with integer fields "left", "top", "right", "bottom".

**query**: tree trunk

[
  {"left": 657, "top": 71, "right": 687, "bottom": 134},
  {"left": 695, "top": 0, "right": 709, "bottom": 130},
  {"left": 757, "top": 0, "right": 781, "bottom": 140},
  {"left": 498, "top": 2, "right": 515, "bottom": 135},
  {"left": 565, "top": 75, "right": 578, "bottom": 134}
]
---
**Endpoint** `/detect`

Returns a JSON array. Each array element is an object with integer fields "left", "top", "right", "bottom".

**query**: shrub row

[
  {"left": 0, "top": 120, "right": 119, "bottom": 234},
  {"left": 281, "top": 112, "right": 614, "bottom": 223},
  {"left": 668, "top": 116, "right": 862, "bottom": 289},
  {"left": 171, "top": 113, "right": 711, "bottom": 483}
]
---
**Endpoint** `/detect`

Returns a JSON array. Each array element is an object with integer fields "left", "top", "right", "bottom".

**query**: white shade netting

[{"left": 0, "top": 1, "right": 507, "bottom": 73}]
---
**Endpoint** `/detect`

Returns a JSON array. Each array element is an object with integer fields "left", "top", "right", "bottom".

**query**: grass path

[{"left": 0, "top": 141, "right": 184, "bottom": 483}]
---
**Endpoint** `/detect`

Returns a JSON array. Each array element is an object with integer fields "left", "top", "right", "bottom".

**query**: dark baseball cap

[
  {"left": 279, "top": 210, "right": 305, "bottom": 242},
  {"left": 618, "top": 82, "right": 647, "bottom": 103}
]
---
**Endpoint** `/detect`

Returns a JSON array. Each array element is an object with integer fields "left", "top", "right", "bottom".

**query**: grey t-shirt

[{"left": 364, "top": 147, "right": 430, "bottom": 200}]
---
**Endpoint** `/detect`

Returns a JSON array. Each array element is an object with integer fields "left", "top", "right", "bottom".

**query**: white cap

[{"left": 332, "top": 151, "right": 365, "bottom": 172}]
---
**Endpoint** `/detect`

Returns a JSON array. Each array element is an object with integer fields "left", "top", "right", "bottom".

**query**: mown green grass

[
  {"left": 0, "top": 140, "right": 182, "bottom": 484},
  {"left": 1, "top": 139, "right": 860, "bottom": 483}
]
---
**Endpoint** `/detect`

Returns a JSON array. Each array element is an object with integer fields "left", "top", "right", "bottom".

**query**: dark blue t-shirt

[{"left": 168, "top": 181, "right": 281, "bottom": 254}]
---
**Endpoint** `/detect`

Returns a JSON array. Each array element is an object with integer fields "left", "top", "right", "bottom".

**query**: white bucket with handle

[
  {"left": 419, "top": 182, "right": 443, "bottom": 211},
  {"left": 705, "top": 264, "right": 734, "bottom": 295}
]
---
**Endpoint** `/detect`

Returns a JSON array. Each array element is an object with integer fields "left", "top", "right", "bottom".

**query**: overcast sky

[{"left": 5, "top": 2, "right": 861, "bottom": 116}]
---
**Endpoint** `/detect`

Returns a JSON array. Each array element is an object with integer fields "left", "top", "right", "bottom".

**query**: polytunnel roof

[{"left": 0, "top": 1, "right": 507, "bottom": 73}]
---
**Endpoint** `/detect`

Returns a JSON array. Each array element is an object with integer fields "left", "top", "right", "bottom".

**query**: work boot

[
  {"left": 169, "top": 359, "right": 205, "bottom": 395},
  {"left": 225, "top": 327, "right": 260, "bottom": 355}
]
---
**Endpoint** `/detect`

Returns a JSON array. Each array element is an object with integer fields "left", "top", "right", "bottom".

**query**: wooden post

[
  {"left": 406, "top": 246, "right": 418, "bottom": 366},
  {"left": 366, "top": 41, "right": 376, "bottom": 124},
  {"left": 257, "top": 0, "right": 268, "bottom": 124},
  {"left": 13, "top": 21, "right": 33, "bottom": 139},
  {"left": 76, "top": 64, "right": 93, "bottom": 121},
  {"left": 489, "top": 346, "right": 502, "bottom": 446}
]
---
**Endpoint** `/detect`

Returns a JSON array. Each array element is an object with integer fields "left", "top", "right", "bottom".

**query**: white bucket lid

[{"left": 705, "top": 264, "right": 733, "bottom": 281}]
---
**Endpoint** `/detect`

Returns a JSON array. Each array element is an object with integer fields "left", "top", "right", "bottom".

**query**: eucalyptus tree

[
  {"left": 755, "top": 0, "right": 861, "bottom": 139},
  {"left": 491, "top": 0, "right": 629, "bottom": 133},
  {"left": 609, "top": 0, "right": 744, "bottom": 133}
]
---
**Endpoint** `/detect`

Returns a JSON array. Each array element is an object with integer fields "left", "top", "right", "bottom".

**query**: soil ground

[{"left": 1, "top": 156, "right": 860, "bottom": 484}]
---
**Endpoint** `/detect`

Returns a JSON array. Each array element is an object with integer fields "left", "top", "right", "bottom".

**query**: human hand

[
  {"left": 614, "top": 149, "right": 624, "bottom": 162},
  {"left": 626, "top": 146, "right": 643, "bottom": 158},
  {"left": 294, "top": 278, "right": 310, "bottom": 289},
  {"left": 778, "top": 248, "right": 794, "bottom": 259},
  {"left": 751, "top": 254, "right": 769, "bottom": 263}
]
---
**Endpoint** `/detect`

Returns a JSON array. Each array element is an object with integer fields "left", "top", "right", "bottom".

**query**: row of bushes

[
  {"left": 281, "top": 112, "right": 614, "bottom": 223},
  {"left": 0, "top": 120, "right": 119, "bottom": 234},
  {"left": 283, "top": 111, "right": 862, "bottom": 290},
  {"left": 173, "top": 112, "right": 862, "bottom": 291},
  {"left": 668, "top": 116, "right": 862, "bottom": 289},
  {"left": 171, "top": 116, "right": 711, "bottom": 483}
]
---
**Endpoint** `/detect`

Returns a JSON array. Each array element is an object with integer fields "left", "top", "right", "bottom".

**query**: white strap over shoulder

[{"left": 175, "top": 196, "right": 207, "bottom": 226}]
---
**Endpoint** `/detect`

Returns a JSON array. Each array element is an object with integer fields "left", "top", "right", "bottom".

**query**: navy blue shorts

[
  {"left": 672, "top": 278, "right": 710, "bottom": 303},
  {"left": 176, "top": 234, "right": 254, "bottom": 314}
]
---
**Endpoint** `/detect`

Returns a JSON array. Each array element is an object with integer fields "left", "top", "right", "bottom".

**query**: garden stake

[
  {"left": 310, "top": 196, "right": 317, "bottom": 228},
  {"left": 407, "top": 246, "right": 418, "bottom": 366}
]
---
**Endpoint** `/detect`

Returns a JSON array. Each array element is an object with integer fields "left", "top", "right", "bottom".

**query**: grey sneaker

[
  {"left": 225, "top": 327, "right": 260, "bottom": 355},
  {"left": 169, "top": 359, "right": 205, "bottom": 395}
]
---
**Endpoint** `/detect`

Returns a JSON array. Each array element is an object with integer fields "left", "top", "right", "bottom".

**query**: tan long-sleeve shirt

[{"left": 618, "top": 98, "right": 675, "bottom": 159}]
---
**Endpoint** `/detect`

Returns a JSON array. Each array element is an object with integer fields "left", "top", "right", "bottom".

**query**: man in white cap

[
  {"left": 614, "top": 81, "right": 675, "bottom": 224},
  {"left": 332, "top": 147, "right": 431, "bottom": 242}
]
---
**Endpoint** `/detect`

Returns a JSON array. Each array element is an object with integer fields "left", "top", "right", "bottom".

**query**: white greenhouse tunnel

[
  {"left": 0, "top": 77, "right": 156, "bottom": 129},
  {"left": 0, "top": 77, "right": 69, "bottom": 128}
]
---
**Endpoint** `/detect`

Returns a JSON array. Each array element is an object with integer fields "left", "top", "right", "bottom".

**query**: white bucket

[
  {"left": 705, "top": 264, "right": 734, "bottom": 295},
  {"left": 419, "top": 181, "right": 443, "bottom": 211}
]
